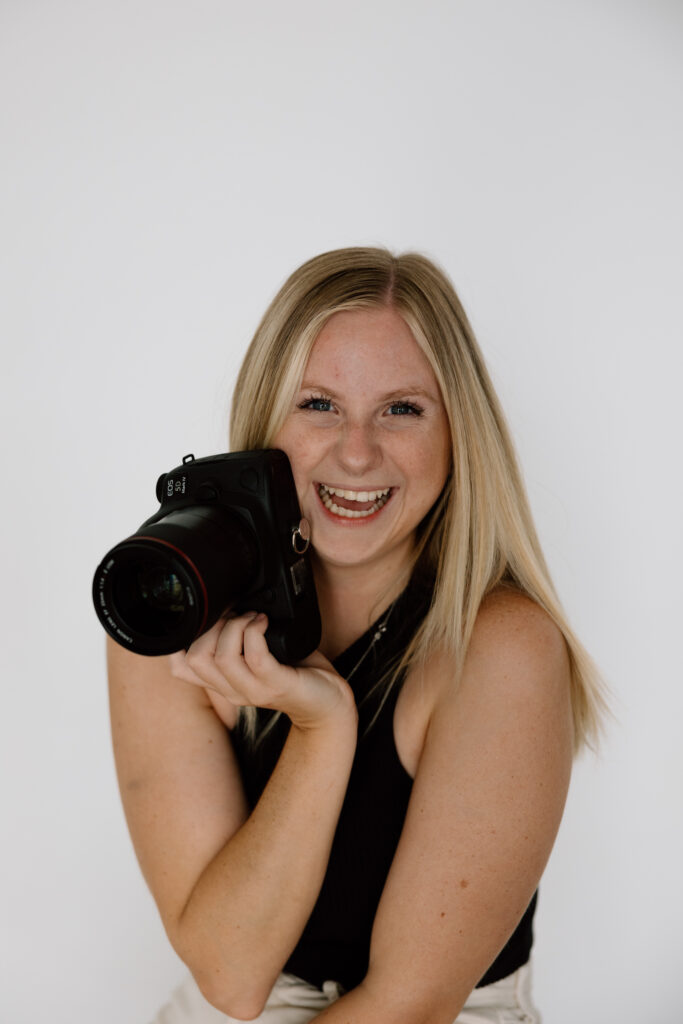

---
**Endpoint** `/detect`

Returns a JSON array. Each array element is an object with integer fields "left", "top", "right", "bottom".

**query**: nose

[{"left": 334, "top": 420, "right": 382, "bottom": 477}]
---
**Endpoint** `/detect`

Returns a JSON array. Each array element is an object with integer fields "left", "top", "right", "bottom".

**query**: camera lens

[
  {"left": 93, "top": 505, "right": 259, "bottom": 655},
  {"left": 110, "top": 558, "right": 189, "bottom": 639},
  {"left": 137, "top": 567, "right": 185, "bottom": 613}
]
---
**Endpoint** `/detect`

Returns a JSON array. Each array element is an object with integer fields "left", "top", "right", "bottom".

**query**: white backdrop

[{"left": 2, "top": 2, "right": 681, "bottom": 1021}]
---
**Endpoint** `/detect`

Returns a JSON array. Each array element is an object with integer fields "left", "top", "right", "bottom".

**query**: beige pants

[{"left": 150, "top": 962, "right": 540, "bottom": 1023}]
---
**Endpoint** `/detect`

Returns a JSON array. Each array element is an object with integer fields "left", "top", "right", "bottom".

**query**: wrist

[{"left": 289, "top": 691, "right": 358, "bottom": 736}]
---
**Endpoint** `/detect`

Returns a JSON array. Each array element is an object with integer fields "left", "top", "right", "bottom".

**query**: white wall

[{"left": 2, "top": 2, "right": 681, "bottom": 1021}]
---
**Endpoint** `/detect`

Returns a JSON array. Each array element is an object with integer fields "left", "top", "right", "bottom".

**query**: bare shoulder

[
  {"left": 466, "top": 587, "right": 570, "bottom": 685},
  {"left": 396, "top": 589, "right": 571, "bottom": 776},
  {"left": 426, "top": 586, "right": 574, "bottom": 756}
]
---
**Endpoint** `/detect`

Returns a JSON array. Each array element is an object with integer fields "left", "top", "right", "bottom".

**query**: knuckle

[
  {"left": 184, "top": 648, "right": 202, "bottom": 671},
  {"left": 184, "top": 651, "right": 213, "bottom": 683},
  {"left": 214, "top": 649, "right": 236, "bottom": 676},
  {"left": 243, "top": 652, "right": 270, "bottom": 683}
]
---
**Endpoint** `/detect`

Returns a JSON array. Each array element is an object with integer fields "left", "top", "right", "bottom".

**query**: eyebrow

[{"left": 299, "top": 382, "right": 442, "bottom": 403}]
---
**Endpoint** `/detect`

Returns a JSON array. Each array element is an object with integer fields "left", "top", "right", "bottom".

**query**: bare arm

[
  {"left": 108, "top": 612, "right": 358, "bottom": 1020},
  {"left": 309, "top": 591, "right": 574, "bottom": 1023}
]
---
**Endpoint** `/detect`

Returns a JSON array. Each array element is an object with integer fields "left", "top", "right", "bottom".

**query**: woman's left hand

[{"left": 167, "top": 611, "right": 357, "bottom": 733}]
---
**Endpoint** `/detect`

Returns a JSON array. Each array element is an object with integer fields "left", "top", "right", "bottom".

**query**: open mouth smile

[{"left": 317, "top": 483, "right": 394, "bottom": 520}]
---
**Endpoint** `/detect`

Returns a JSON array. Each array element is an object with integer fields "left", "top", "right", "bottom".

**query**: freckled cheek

[
  {"left": 407, "top": 440, "right": 450, "bottom": 503},
  {"left": 400, "top": 440, "right": 444, "bottom": 482},
  {"left": 276, "top": 433, "right": 324, "bottom": 507}
]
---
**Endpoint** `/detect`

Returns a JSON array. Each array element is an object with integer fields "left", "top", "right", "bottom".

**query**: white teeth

[
  {"left": 322, "top": 485, "right": 391, "bottom": 501},
  {"left": 317, "top": 483, "right": 393, "bottom": 519}
]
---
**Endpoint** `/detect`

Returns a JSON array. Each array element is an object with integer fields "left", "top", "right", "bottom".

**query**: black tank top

[{"left": 230, "top": 575, "right": 537, "bottom": 991}]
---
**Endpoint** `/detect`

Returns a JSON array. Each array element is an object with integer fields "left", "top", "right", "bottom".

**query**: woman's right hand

[{"left": 167, "top": 611, "right": 357, "bottom": 733}]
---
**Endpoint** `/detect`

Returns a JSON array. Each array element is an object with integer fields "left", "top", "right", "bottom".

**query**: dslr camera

[{"left": 92, "top": 450, "right": 321, "bottom": 663}]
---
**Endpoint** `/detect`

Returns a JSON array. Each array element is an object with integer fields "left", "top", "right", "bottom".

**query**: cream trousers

[{"left": 149, "top": 962, "right": 540, "bottom": 1024}]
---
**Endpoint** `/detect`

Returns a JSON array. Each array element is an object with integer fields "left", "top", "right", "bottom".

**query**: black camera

[{"left": 92, "top": 450, "right": 321, "bottom": 662}]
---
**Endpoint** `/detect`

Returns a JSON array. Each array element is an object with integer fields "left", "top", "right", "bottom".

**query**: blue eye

[
  {"left": 388, "top": 402, "right": 423, "bottom": 416},
  {"left": 299, "top": 396, "right": 333, "bottom": 412}
]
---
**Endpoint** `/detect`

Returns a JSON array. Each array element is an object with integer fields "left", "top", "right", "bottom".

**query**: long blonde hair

[{"left": 230, "top": 247, "right": 608, "bottom": 753}]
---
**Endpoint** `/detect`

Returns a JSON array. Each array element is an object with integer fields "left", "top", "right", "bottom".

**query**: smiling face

[{"left": 272, "top": 306, "right": 452, "bottom": 581}]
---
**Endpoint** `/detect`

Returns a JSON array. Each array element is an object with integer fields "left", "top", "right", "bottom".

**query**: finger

[
  {"left": 183, "top": 614, "right": 255, "bottom": 694},
  {"left": 215, "top": 613, "right": 295, "bottom": 708},
  {"left": 240, "top": 613, "right": 276, "bottom": 677},
  {"left": 212, "top": 612, "right": 263, "bottom": 687},
  {"left": 167, "top": 650, "right": 209, "bottom": 687}
]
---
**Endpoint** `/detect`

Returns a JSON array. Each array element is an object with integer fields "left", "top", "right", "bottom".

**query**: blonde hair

[{"left": 230, "top": 247, "right": 608, "bottom": 753}]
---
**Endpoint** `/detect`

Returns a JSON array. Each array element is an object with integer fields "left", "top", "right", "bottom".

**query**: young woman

[{"left": 107, "top": 248, "right": 606, "bottom": 1023}]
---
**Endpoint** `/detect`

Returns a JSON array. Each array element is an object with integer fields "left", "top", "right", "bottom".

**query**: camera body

[{"left": 93, "top": 450, "right": 321, "bottom": 662}]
